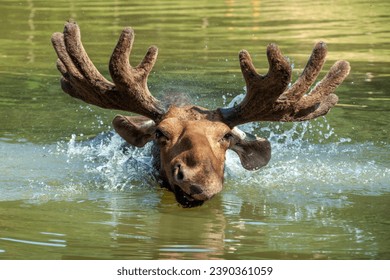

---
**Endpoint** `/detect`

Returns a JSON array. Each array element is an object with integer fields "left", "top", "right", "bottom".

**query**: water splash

[
  {"left": 50, "top": 113, "right": 390, "bottom": 208},
  {"left": 5, "top": 93, "right": 386, "bottom": 206},
  {"left": 222, "top": 94, "right": 390, "bottom": 208},
  {"left": 57, "top": 132, "right": 157, "bottom": 191},
  {"left": 232, "top": 142, "right": 389, "bottom": 200}
]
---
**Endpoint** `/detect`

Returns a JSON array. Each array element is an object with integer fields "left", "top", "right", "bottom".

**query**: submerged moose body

[{"left": 51, "top": 22, "right": 350, "bottom": 207}]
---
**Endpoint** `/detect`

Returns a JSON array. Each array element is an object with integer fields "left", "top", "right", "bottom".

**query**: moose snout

[{"left": 172, "top": 162, "right": 206, "bottom": 197}]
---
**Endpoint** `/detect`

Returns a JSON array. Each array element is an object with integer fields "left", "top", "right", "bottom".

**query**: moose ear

[
  {"left": 112, "top": 115, "right": 156, "bottom": 147},
  {"left": 229, "top": 128, "right": 271, "bottom": 171}
]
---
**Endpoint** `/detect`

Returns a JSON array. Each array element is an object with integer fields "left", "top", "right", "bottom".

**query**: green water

[{"left": 0, "top": 0, "right": 389, "bottom": 259}]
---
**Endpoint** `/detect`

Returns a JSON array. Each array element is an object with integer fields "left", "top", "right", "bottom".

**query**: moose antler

[
  {"left": 219, "top": 42, "right": 350, "bottom": 127},
  {"left": 51, "top": 22, "right": 165, "bottom": 121}
]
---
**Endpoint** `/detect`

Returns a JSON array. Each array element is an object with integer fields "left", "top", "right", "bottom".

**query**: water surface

[{"left": 0, "top": 0, "right": 389, "bottom": 259}]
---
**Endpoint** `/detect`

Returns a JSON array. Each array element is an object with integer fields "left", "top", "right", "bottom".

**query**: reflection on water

[{"left": 0, "top": 0, "right": 389, "bottom": 259}]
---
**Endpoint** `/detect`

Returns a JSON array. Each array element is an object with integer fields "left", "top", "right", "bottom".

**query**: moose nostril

[
  {"left": 173, "top": 163, "right": 185, "bottom": 181},
  {"left": 177, "top": 170, "right": 184, "bottom": 181},
  {"left": 189, "top": 185, "right": 203, "bottom": 195}
]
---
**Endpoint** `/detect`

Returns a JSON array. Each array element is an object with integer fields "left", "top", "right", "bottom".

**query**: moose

[{"left": 51, "top": 22, "right": 350, "bottom": 207}]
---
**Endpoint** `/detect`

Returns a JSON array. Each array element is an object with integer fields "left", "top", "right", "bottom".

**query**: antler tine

[
  {"left": 52, "top": 24, "right": 119, "bottom": 107},
  {"left": 63, "top": 22, "right": 114, "bottom": 90},
  {"left": 290, "top": 60, "right": 350, "bottom": 121},
  {"left": 51, "top": 22, "right": 165, "bottom": 121},
  {"left": 219, "top": 44, "right": 292, "bottom": 127},
  {"left": 109, "top": 27, "right": 164, "bottom": 120},
  {"left": 280, "top": 41, "right": 328, "bottom": 103},
  {"left": 240, "top": 44, "right": 292, "bottom": 102},
  {"left": 218, "top": 42, "right": 350, "bottom": 127}
]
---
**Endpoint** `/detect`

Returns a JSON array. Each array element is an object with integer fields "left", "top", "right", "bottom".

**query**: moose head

[{"left": 52, "top": 22, "right": 350, "bottom": 207}]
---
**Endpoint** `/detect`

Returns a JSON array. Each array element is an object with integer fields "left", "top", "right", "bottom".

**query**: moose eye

[
  {"left": 155, "top": 128, "right": 166, "bottom": 139},
  {"left": 155, "top": 128, "right": 169, "bottom": 145},
  {"left": 221, "top": 132, "right": 233, "bottom": 143}
]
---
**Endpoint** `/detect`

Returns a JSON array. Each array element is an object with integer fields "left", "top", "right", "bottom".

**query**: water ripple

[{"left": 0, "top": 237, "right": 66, "bottom": 248}]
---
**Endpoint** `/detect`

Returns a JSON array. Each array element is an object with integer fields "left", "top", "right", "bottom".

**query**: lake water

[{"left": 0, "top": 0, "right": 389, "bottom": 260}]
